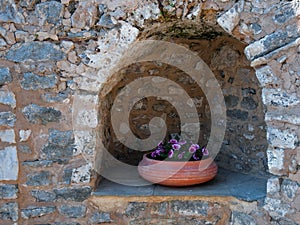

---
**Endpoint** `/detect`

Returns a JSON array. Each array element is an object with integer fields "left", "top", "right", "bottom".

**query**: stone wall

[{"left": 0, "top": 0, "right": 299, "bottom": 224}]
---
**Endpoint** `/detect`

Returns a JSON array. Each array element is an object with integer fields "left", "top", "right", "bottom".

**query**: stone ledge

[{"left": 93, "top": 168, "right": 268, "bottom": 202}]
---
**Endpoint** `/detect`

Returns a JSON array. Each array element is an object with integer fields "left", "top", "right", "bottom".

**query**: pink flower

[
  {"left": 189, "top": 145, "right": 197, "bottom": 153},
  {"left": 169, "top": 139, "right": 178, "bottom": 144},
  {"left": 178, "top": 140, "right": 186, "bottom": 145},
  {"left": 172, "top": 144, "right": 181, "bottom": 150},
  {"left": 202, "top": 147, "right": 209, "bottom": 156},
  {"left": 191, "top": 144, "right": 200, "bottom": 150},
  {"left": 168, "top": 150, "right": 174, "bottom": 158}
]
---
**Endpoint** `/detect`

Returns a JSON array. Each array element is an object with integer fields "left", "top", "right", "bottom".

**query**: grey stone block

[
  {"left": 224, "top": 95, "right": 239, "bottom": 108},
  {"left": 53, "top": 186, "right": 91, "bottom": 202},
  {"left": 58, "top": 205, "right": 86, "bottom": 218},
  {"left": 89, "top": 212, "right": 112, "bottom": 223},
  {"left": 241, "top": 96, "right": 258, "bottom": 110},
  {"left": 41, "top": 129, "right": 74, "bottom": 163},
  {"left": 0, "top": 184, "right": 18, "bottom": 199},
  {"left": 31, "top": 190, "right": 56, "bottom": 202},
  {"left": 0, "top": 67, "right": 12, "bottom": 86},
  {"left": 0, "top": 0, "right": 25, "bottom": 23},
  {"left": 169, "top": 200, "right": 209, "bottom": 216},
  {"left": 35, "top": 1, "right": 64, "bottom": 25},
  {"left": 227, "top": 109, "right": 248, "bottom": 121},
  {"left": 6, "top": 42, "right": 65, "bottom": 62},
  {"left": 0, "top": 111, "right": 16, "bottom": 127},
  {"left": 21, "top": 206, "right": 56, "bottom": 219},
  {"left": 0, "top": 202, "right": 18, "bottom": 221},
  {"left": 0, "top": 146, "right": 18, "bottom": 180},
  {"left": 26, "top": 171, "right": 51, "bottom": 186},
  {"left": 231, "top": 211, "right": 257, "bottom": 225},
  {"left": 0, "top": 89, "right": 16, "bottom": 108},
  {"left": 21, "top": 73, "right": 57, "bottom": 90},
  {"left": 22, "top": 104, "right": 61, "bottom": 125}
]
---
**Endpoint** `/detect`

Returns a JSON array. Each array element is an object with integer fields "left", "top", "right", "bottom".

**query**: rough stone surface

[
  {"left": 0, "top": 0, "right": 25, "bottom": 23},
  {"left": 89, "top": 212, "right": 112, "bottom": 224},
  {"left": 241, "top": 96, "right": 258, "bottom": 110},
  {"left": 21, "top": 73, "right": 57, "bottom": 90},
  {"left": 35, "top": 1, "right": 64, "bottom": 26},
  {"left": 0, "top": 111, "right": 16, "bottom": 127},
  {"left": 267, "top": 127, "right": 298, "bottom": 149},
  {"left": 71, "top": 1, "right": 98, "bottom": 29},
  {"left": 6, "top": 42, "right": 65, "bottom": 62},
  {"left": 22, "top": 104, "right": 62, "bottom": 125},
  {"left": 22, "top": 160, "right": 53, "bottom": 167},
  {"left": 58, "top": 205, "right": 86, "bottom": 218},
  {"left": 0, "top": 184, "right": 18, "bottom": 199},
  {"left": 53, "top": 186, "right": 91, "bottom": 202},
  {"left": 0, "top": 67, "right": 12, "bottom": 86},
  {"left": 21, "top": 206, "right": 56, "bottom": 219},
  {"left": 0, "top": 146, "right": 18, "bottom": 180},
  {"left": 0, "top": 129, "right": 15, "bottom": 144},
  {"left": 224, "top": 95, "right": 239, "bottom": 108},
  {"left": 0, "top": 89, "right": 16, "bottom": 108},
  {"left": 26, "top": 171, "right": 51, "bottom": 186},
  {"left": 226, "top": 109, "right": 248, "bottom": 121},
  {"left": 41, "top": 129, "right": 74, "bottom": 163},
  {"left": 169, "top": 200, "right": 209, "bottom": 216},
  {"left": 231, "top": 211, "right": 257, "bottom": 225},
  {"left": 0, "top": 202, "right": 18, "bottom": 221},
  {"left": 31, "top": 190, "right": 56, "bottom": 202}
]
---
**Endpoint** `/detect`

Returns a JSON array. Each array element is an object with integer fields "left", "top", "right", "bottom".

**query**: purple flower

[
  {"left": 158, "top": 141, "right": 163, "bottom": 147},
  {"left": 172, "top": 144, "right": 181, "bottom": 150},
  {"left": 169, "top": 139, "right": 178, "bottom": 144},
  {"left": 151, "top": 151, "right": 157, "bottom": 158},
  {"left": 192, "top": 153, "right": 200, "bottom": 160},
  {"left": 202, "top": 147, "right": 209, "bottom": 156},
  {"left": 168, "top": 150, "right": 174, "bottom": 158},
  {"left": 191, "top": 144, "right": 200, "bottom": 150},
  {"left": 188, "top": 145, "right": 197, "bottom": 153}
]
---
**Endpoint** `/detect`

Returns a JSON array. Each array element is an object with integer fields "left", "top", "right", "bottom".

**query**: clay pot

[{"left": 138, "top": 153, "right": 218, "bottom": 187}]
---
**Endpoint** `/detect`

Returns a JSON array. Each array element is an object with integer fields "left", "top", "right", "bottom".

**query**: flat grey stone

[
  {"left": 58, "top": 205, "right": 86, "bottom": 218},
  {"left": 94, "top": 168, "right": 268, "bottom": 202},
  {"left": 0, "top": 202, "right": 18, "bottom": 221},
  {"left": 21, "top": 206, "right": 56, "bottom": 219},
  {"left": 21, "top": 73, "right": 57, "bottom": 90},
  {"left": 0, "top": 184, "right": 18, "bottom": 199},
  {"left": 0, "top": 0, "right": 25, "bottom": 23},
  {"left": 6, "top": 42, "right": 65, "bottom": 62},
  {"left": 0, "top": 67, "right": 12, "bottom": 86},
  {"left": 22, "top": 104, "right": 61, "bottom": 125},
  {"left": 0, "top": 111, "right": 16, "bottom": 127},
  {"left": 0, "top": 146, "right": 18, "bottom": 180}
]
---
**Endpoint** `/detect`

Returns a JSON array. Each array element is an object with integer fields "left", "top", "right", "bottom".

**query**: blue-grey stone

[
  {"left": 6, "top": 42, "right": 65, "bottom": 62},
  {"left": 125, "top": 202, "right": 148, "bottom": 218},
  {"left": 0, "top": 184, "right": 18, "bottom": 199},
  {"left": 61, "top": 168, "right": 72, "bottom": 184},
  {"left": 35, "top": 1, "right": 64, "bottom": 25},
  {"left": 0, "top": 146, "right": 18, "bottom": 180},
  {"left": 58, "top": 205, "right": 86, "bottom": 218},
  {"left": 169, "top": 200, "right": 209, "bottom": 216},
  {"left": 53, "top": 186, "right": 91, "bottom": 202},
  {"left": 273, "top": 5, "right": 295, "bottom": 24},
  {"left": 21, "top": 73, "right": 57, "bottom": 90},
  {"left": 54, "top": 223, "right": 81, "bottom": 225},
  {"left": 249, "top": 23, "right": 262, "bottom": 35},
  {"left": 227, "top": 109, "right": 248, "bottom": 121},
  {"left": 22, "top": 160, "right": 53, "bottom": 167},
  {"left": 41, "top": 92, "right": 69, "bottom": 103},
  {"left": 0, "top": 89, "right": 16, "bottom": 108},
  {"left": 41, "top": 129, "right": 74, "bottom": 163},
  {"left": 224, "top": 95, "right": 239, "bottom": 108},
  {"left": 21, "top": 206, "right": 56, "bottom": 219},
  {"left": 31, "top": 190, "right": 56, "bottom": 202},
  {"left": 242, "top": 88, "right": 256, "bottom": 96},
  {"left": 22, "top": 104, "right": 61, "bottom": 125},
  {"left": 0, "top": 67, "right": 12, "bottom": 86},
  {"left": 90, "top": 212, "right": 112, "bottom": 223},
  {"left": 0, "top": 38, "right": 6, "bottom": 48},
  {"left": 0, "top": 111, "right": 16, "bottom": 127},
  {"left": 241, "top": 96, "right": 258, "bottom": 110},
  {"left": 0, "top": 0, "right": 25, "bottom": 23},
  {"left": 97, "top": 14, "right": 115, "bottom": 29},
  {"left": 26, "top": 171, "right": 51, "bottom": 186},
  {"left": 231, "top": 211, "right": 257, "bottom": 225},
  {"left": 0, "top": 202, "right": 18, "bottom": 221}
]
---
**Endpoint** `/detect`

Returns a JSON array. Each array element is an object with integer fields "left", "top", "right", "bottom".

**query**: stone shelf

[{"left": 93, "top": 168, "right": 268, "bottom": 202}]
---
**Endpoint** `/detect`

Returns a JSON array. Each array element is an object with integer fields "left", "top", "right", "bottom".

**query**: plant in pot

[{"left": 138, "top": 134, "right": 218, "bottom": 187}]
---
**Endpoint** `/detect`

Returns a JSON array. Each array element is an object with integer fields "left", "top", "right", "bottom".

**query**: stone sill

[{"left": 93, "top": 168, "right": 268, "bottom": 202}]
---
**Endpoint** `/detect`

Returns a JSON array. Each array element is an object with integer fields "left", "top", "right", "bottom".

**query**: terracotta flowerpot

[{"left": 138, "top": 153, "right": 218, "bottom": 187}]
